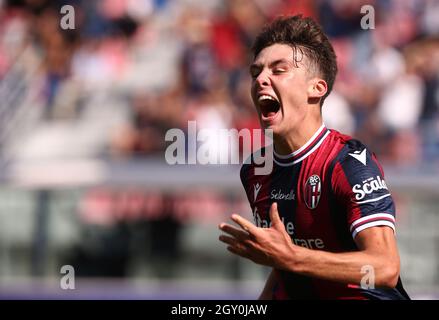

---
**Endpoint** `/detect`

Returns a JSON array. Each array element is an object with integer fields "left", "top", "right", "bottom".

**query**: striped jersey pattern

[{"left": 240, "top": 125, "right": 410, "bottom": 300}]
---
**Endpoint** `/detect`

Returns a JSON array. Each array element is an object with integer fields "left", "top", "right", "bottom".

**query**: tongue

[{"left": 266, "top": 112, "right": 277, "bottom": 117}]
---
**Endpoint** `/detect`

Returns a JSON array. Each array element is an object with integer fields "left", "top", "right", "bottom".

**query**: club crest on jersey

[{"left": 304, "top": 175, "right": 321, "bottom": 209}]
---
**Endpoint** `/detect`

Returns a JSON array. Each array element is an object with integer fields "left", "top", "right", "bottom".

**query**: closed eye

[{"left": 273, "top": 68, "right": 286, "bottom": 74}]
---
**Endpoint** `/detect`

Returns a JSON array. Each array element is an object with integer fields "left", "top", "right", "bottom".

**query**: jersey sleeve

[{"left": 331, "top": 142, "right": 396, "bottom": 239}]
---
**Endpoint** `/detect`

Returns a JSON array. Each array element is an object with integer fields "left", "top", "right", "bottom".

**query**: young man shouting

[{"left": 219, "top": 15, "right": 410, "bottom": 300}]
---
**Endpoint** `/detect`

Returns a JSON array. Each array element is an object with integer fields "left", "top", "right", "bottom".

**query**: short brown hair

[{"left": 252, "top": 15, "right": 337, "bottom": 105}]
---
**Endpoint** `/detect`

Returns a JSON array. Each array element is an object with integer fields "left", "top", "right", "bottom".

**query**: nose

[{"left": 254, "top": 69, "right": 270, "bottom": 89}]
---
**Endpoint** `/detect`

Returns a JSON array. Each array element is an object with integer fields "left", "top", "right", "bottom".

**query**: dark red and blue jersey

[{"left": 240, "top": 124, "right": 410, "bottom": 300}]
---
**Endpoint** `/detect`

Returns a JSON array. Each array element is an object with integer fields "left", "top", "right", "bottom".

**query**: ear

[{"left": 307, "top": 78, "right": 328, "bottom": 100}]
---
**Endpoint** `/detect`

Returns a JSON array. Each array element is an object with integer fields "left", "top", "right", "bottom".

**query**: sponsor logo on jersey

[
  {"left": 304, "top": 175, "right": 321, "bottom": 209},
  {"left": 253, "top": 209, "right": 295, "bottom": 236},
  {"left": 293, "top": 237, "right": 325, "bottom": 249},
  {"left": 253, "top": 183, "right": 262, "bottom": 202},
  {"left": 348, "top": 148, "right": 367, "bottom": 166},
  {"left": 352, "top": 175, "right": 388, "bottom": 201},
  {"left": 270, "top": 189, "right": 295, "bottom": 201}
]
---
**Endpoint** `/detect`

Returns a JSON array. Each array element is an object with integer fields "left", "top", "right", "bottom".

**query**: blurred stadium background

[{"left": 0, "top": 0, "right": 438, "bottom": 299}]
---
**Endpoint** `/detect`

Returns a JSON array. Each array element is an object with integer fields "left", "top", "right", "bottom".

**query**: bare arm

[
  {"left": 219, "top": 202, "right": 400, "bottom": 288},
  {"left": 292, "top": 226, "right": 400, "bottom": 287}
]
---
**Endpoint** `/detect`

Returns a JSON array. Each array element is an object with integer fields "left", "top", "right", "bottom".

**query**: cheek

[
  {"left": 250, "top": 88, "right": 259, "bottom": 107},
  {"left": 280, "top": 80, "right": 308, "bottom": 104}
]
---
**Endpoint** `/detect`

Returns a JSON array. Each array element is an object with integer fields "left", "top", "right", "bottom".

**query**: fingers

[
  {"left": 219, "top": 234, "right": 252, "bottom": 259},
  {"left": 269, "top": 202, "right": 282, "bottom": 228},
  {"left": 220, "top": 234, "right": 254, "bottom": 248},
  {"left": 219, "top": 234, "right": 240, "bottom": 247},
  {"left": 230, "top": 214, "right": 258, "bottom": 235},
  {"left": 227, "top": 245, "right": 251, "bottom": 259},
  {"left": 219, "top": 223, "right": 250, "bottom": 240}
]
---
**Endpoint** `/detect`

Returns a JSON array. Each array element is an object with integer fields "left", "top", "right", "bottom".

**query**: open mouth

[{"left": 258, "top": 95, "right": 281, "bottom": 119}]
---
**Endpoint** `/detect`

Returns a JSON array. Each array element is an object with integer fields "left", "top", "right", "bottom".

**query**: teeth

[{"left": 258, "top": 95, "right": 276, "bottom": 102}]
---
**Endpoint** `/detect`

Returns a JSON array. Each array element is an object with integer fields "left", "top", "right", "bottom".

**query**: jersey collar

[{"left": 273, "top": 124, "right": 330, "bottom": 166}]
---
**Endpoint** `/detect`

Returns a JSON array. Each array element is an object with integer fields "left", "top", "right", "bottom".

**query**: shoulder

[
  {"left": 328, "top": 134, "right": 391, "bottom": 202},
  {"left": 336, "top": 139, "right": 384, "bottom": 178},
  {"left": 240, "top": 162, "right": 252, "bottom": 186},
  {"left": 325, "top": 130, "right": 382, "bottom": 173},
  {"left": 240, "top": 146, "right": 267, "bottom": 184}
]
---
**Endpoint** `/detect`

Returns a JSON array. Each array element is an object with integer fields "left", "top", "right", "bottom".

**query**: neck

[{"left": 273, "top": 119, "right": 323, "bottom": 156}]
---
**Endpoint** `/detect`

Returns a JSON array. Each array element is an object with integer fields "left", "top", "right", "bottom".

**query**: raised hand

[{"left": 218, "top": 202, "right": 297, "bottom": 270}]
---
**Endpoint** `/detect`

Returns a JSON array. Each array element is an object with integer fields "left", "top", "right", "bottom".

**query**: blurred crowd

[{"left": 1, "top": 0, "right": 439, "bottom": 165}]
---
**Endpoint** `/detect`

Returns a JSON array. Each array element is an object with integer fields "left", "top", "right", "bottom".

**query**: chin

[{"left": 261, "top": 123, "right": 282, "bottom": 140}]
